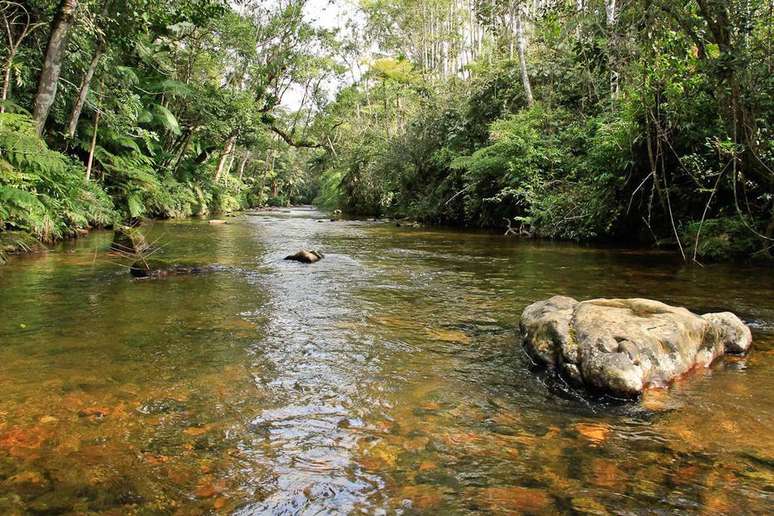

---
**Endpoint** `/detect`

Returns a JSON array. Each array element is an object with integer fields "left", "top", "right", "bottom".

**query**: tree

[
  {"left": 0, "top": 1, "right": 43, "bottom": 113},
  {"left": 32, "top": 0, "right": 79, "bottom": 135},
  {"left": 606, "top": 0, "right": 618, "bottom": 98},
  {"left": 515, "top": 2, "right": 533, "bottom": 106},
  {"left": 65, "top": 0, "right": 111, "bottom": 138}
]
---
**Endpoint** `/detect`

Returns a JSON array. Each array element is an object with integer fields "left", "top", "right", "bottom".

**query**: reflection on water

[{"left": 0, "top": 207, "right": 772, "bottom": 514}]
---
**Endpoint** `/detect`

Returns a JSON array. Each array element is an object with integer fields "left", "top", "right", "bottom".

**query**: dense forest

[{"left": 0, "top": 0, "right": 772, "bottom": 261}]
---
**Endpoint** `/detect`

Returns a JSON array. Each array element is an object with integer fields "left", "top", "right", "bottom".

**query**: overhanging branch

[{"left": 268, "top": 124, "right": 323, "bottom": 149}]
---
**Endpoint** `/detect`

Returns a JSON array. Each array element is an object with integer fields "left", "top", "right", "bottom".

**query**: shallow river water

[{"left": 0, "top": 207, "right": 772, "bottom": 514}]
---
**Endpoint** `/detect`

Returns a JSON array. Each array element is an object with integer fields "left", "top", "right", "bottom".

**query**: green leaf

[{"left": 151, "top": 104, "right": 181, "bottom": 135}]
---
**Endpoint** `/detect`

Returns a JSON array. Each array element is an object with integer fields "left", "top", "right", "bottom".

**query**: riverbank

[
  {"left": 0, "top": 112, "right": 306, "bottom": 263},
  {"left": 4, "top": 205, "right": 773, "bottom": 266},
  {"left": 0, "top": 231, "right": 45, "bottom": 264},
  {"left": 0, "top": 214, "right": 238, "bottom": 264}
]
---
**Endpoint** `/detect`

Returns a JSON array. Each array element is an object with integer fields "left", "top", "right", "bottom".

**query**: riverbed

[{"left": 0, "top": 207, "right": 772, "bottom": 514}]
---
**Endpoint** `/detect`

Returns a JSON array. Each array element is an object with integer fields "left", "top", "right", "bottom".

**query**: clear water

[{"left": 0, "top": 207, "right": 772, "bottom": 514}]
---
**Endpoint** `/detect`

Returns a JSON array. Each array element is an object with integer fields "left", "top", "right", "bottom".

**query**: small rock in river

[
  {"left": 479, "top": 486, "right": 552, "bottom": 514},
  {"left": 575, "top": 422, "right": 611, "bottom": 444},
  {"left": 571, "top": 496, "right": 609, "bottom": 515},
  {"left": 78, "top": 407, "right": 110, "bottom": 419},
  {"left": 284, "top": 250, "right": 324, "bottom": 264},
  {"left": 701, "top": 312, "right": 753, "bottom": 353},
  {"left": 520, "top": 296, "right": 753, "bottom": 397},
  {"left": 136, "top": 398, "right": 187, "bottom": 415},
  {"left": 8, "top": 470, "right": 47, "bottom": 488}
]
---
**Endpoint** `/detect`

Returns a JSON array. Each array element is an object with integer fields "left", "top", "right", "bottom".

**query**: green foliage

[
  {"left": 682, "top": 217, "right": 766, "bottom": 261},
  {"left": 150, "top": 104, "right": 181, "bottom": 136},
  {"left": 0, "top": 231, "right": 40, "bottom": 263},
  {"left": 1, "top": 0, "right": 337, "bottom": 255},
  {"left": 95, "top": 147, "right": 160, "bottom": 218},
  {"left": 0, "top": 113, "right": 117, "bottom": 241},
  {"left": 313, "top": 168, "right": 343, "bottom": 210},
  {"left": 2, "top": 0, "right": 771, "bottom": 262},
  {"left": 307, "top": 0, "right": 772, "bottom": 260},
  {"left": 449, "top": 105, "right": 624, "bottom": 239}
]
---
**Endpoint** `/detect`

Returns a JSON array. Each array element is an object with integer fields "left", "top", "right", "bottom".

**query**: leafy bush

[
  {"left": 0, "top": 114, "right": 117, "bottom": 241},
  {"left": 682, "top": 217, "right": 766, "bottom": 261},
  {"left": 454, "top": 105, "right": 623, "bottom": 239},
  {"left": 313, "top": 168, "right": 344, "bottom": 210},
  {"left": 209, "top": 175, "right": 246, "bottom": 213}
]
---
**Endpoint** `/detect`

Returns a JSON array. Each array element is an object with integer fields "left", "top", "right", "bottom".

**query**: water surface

[{"left": 1, "top": 207, "right": 772, "bottom": 514}]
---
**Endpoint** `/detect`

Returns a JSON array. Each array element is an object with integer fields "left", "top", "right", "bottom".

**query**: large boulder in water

[{"left": 520, "top": 296, "right": 752, "bottom": 397}]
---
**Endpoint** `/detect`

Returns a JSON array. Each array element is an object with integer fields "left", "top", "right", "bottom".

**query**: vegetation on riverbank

[
  {"left": 1, "top": 0, "right": 772, "bottom": 262},
  {"left": 0, "top": 0, "right": 329, "bottom": 261},
  {"left": 309, "top": 0, "right": 773, "bottom": 261}
]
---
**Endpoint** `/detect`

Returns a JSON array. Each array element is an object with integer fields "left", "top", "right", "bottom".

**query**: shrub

[
  {"left": 454, "top": 105, "right": 623, "bottom": 239},
  {"left": 0, "top": 113, "right": 117, "bottom": 241},
  {"left": 682, "top": 217, "right": 766, "bottom": 261}
]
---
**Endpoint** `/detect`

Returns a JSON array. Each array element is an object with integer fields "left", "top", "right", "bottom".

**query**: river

[{"left": 0, "top": 207, "right": 772, "bottom": 514}]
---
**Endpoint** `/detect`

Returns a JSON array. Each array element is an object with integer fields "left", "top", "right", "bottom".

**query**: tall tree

[
  {"left": 515, "top": 3, "right": 533, "bottom": 106},
  {"left": 66, "top": 42, "right": 103, "bottom": 138},
  {"left": 66, "top": 1, "right": 111, "bottom": 138},
  {"left": 606, "top": 0, "right": 619, "bottom": 98},
  {"left": 32, "top": 0, "right": 79, "bottom": 135}
]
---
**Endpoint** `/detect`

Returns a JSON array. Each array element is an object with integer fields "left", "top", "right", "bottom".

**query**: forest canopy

[{"left": 1, "top": 0, "right": 772, "bottom": 261}]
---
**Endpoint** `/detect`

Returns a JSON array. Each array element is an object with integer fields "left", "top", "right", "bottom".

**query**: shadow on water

[{"left": 0, "top": 206, "right": 772, "bottom": 514}]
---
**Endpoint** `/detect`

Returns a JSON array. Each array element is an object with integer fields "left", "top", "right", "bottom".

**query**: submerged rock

[
  {"left": 284, "top": 250, "right": 324, "bottom": 264},
  {"left": 520, "top": 297, "right": 752, "bottom": 397},
  {"left": 130, "top": 259, "right": 206, "bottom": 278},
  {"left": 136, "top": 398, "right": 187, "bottom": 415}
]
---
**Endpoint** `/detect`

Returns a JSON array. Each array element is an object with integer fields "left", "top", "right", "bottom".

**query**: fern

[
  {"left": 0, "top": 114, "right": 116, "bottom": 241},
  {"left": 151, "top": 104, "right": 181, "bottom": 135}
]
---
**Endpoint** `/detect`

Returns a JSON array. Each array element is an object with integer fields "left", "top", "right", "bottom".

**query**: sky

[
  {"left": 303, "top": 0, "right": 359, "bottom": 31},
  {"left": 281, "top": 0, "right": 363, "bottom": 110}
]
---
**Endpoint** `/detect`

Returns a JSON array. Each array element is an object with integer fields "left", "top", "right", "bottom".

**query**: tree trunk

[
  {"left": 171, "top": 128, "right": 193, "bottom": 174},
  {"left": 606, "top": 0, "right": 619, "bottom": 99},
  {"left": 0, "top": 52, "right": 15, "bottom": 114},
  {"left": 694, "top": 0, "right": 769, "bottom": 189},
  {"left": 225, "top": 149, "right": 236, "bottom": 177},
  {"left": 575, "top": 0, "right": 585, "bottom": 39},
  {"left": 515, "top": 6, "right": 534, "bottom": 107},
  {"left": 66, "top": 45, "right": 103, "bottom": 138},
  {"left": 32, "top": 0, "right": 79, "bottom": 136},
  {"left": 85, "top": 108, "right": 100, "bottom": 181},
  {"left": 238, "top": 151, "right": 250, "bottom": 181},
  {"left": 214, "top": 134, "right": 237, "bottom": 182}
]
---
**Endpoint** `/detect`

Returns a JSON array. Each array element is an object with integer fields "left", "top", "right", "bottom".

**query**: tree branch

[{"left": 267, "top": 124, "right": 323, "bottom": 149}]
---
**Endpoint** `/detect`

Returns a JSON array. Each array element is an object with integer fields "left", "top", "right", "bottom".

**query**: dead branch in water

[{"left": 504, "top": 217, "right": 532, "bottom": 237}]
